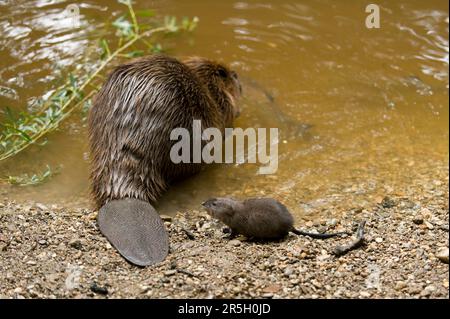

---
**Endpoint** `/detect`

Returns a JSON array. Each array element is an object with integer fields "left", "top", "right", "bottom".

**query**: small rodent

[
  {"left": 88, "top": 54, "right": 241, "bottom": 266},
  {"left": 202, "top": 197, "right": 348, "bottom": 239}
]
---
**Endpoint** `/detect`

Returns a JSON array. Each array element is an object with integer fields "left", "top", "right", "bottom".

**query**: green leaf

[
  {"left": 113, "top": 15, "right": 135, "bottom": 38},
  {"left": 151, "top": 43, "right": 163, "bottom": 53},
  {"left": 69, "top": 73, "right": 77, "bottom": 89},
  {"left": 125, "top": 50, "right": 144, "bottom": 58},
  {"left": 15, "top": 129, "right": 31, "bottom": 142},
  {"left": 136, "top": 9, "right": 155, "bottom": 18},
  {"left": 164, "top": 16, "right": 179, "bottom": 32},
  {"left": 99, "top": 39, "right": 111, "bottom": 60},
  {"left": 181, "top": 16, "right": 199, "bottom": 32},
  {"left": 5, "top": 165, "right": 59, "bottom": 186}
]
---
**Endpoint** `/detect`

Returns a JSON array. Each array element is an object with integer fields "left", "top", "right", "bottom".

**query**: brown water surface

[{"left": 0, "top": 0, "right": 448, "bottom": 220}]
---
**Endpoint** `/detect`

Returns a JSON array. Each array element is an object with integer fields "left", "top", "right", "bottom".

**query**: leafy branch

[{"left": 0, "top": 0, "right": 198, "bottom": 164}]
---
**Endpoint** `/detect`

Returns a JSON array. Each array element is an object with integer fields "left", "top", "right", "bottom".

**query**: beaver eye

[{"left": 217, "top": 68, "right": 228, "bottom": 78}]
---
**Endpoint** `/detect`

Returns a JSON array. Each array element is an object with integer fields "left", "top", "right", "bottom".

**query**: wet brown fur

[
  {"left": 202, "top": 197, "right": 348, "bottom": 240},
  {"left": 203, "top": 197, "right": 294, "bottom": 239},
  {"left": 88, "top": 54, "right": 241, "bottom": 209}
]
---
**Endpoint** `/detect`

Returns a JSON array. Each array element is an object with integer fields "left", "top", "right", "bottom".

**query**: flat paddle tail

[{"left": 97, "top": 198, "right": 169, "bottom": 267}]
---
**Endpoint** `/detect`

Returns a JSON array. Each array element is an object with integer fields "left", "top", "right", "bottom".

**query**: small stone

[
  {"left": 90, "top": 283, "right": 108, "bottom": 295},
  {"left": 408, "top": 285, "right": 422, "bottom": 295},
  {"left": 35, "top": 203, "right": 48, "bottom": 211},
  {"left": 46, "top": 273, "right": 59, "bottom": 283},
  {"left": 326, "top": 219, "right": 338, "bottom": 227},
  {"left": 160, "top": 215, "right": 172, "bottom": 222},
  {"left": 435, "top": 247, "right": 449, "bottom": 264},
  {"left": 305, "top": 221, "right": 314, "bottom": 227},
  {"left": 424, "top": 221, "right": 434, "bottom": 230},
  {"left": 381, "top": 196, "right": 395, "bottom": 208},
  {"left": 164, "top": 270, "right": 177, "bottom": 276},
  {"left": 69, "top": 239, "right": 82, "bottom": 250},
  {"left": 412, "top": 216, "right": 424, "bottom": 225},
  {"left": 360, "top": 291, "right": 371, "bottom": 297},
  {"left": 65, "top": 265, "right": 82, "bottom": 291},
  {"left": 395, "top": 281, "right": 407, "bottom": 291},
  {"left": 284, "top": 267, "right": 294, "bottom": 277},
  {"left": 228, "top": 239, "right": 241, "bottom": 247},
  {"left": 420, "top": 285, "right": 435, "bottom": 297},
  {"left": 262, "top": 284, "right": 281, "bottom": 294},
  {"left": 38, "top": 239, "right": 47, "bottom": 245},
  {"left": 420, "top": 208, "right": 432, "bottom": 219},
  {"left": 375, "top": 237, "right": 383, "bottom": 243}
]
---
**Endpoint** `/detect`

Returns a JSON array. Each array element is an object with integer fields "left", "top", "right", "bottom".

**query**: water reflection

[{"left": 0, "top": 0, "right": 448, "bottom": 218}]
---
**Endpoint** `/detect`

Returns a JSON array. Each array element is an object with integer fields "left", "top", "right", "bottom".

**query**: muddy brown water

[{"left": 0, "top": 0, "right": 448, "bottom": 220}]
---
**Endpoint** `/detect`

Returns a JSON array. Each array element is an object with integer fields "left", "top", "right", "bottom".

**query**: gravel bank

[{"left": 0, "top": 167, "right": 448, "bottom": 299}]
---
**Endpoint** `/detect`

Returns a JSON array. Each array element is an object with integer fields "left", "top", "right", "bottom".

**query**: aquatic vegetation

[
  {"left": 0, "top": 165, "right": 59, "bottom": 186},
  {"left": 0, "top": 0, "right": 198, "bottom": 165}
]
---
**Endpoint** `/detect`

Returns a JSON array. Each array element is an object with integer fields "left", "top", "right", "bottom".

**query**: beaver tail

[{"left": 97, "top": 198, "right": 169, "bottom": 266}]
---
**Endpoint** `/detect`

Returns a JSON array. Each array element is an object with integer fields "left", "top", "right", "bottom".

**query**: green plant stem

[
  {"left": 0, "top": 26, "right": 169, "bottom": 162},
  {"left": 127, "top": 2, "right": 140, "bottom": 35}
]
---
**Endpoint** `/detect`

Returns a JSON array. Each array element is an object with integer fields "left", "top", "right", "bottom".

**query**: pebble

[
  {"left": 228, "top": 239, "right": 241, "bottom": 247},
  {"left": 412, "top": 215, "right": 424, "bottom": 225},
  {"left": 381, "top": 196, "right": 395, "bottom": 208},
  {"left": 408, "top": 285, "right": 422, "bottom": 295},
  {"left": 435, "top": 247, "right": 449, "bottom": 264},
  {"left": 424, "top": 221, "right": 434, "bottom": 230},
  {"left": 420, "top": 285, "right": 435, "bottom": 297},
  {"left": 326, "top": 219, "right": 338, "bottom": 227},
  {"left": 35, "top": 203, "right": 48, "bottom": 211},
  {"left": 375, "top": 237, "right": 383, "bottom": 243},
  {"left": 69, "top": 239, "right": 83, "bottom": 250},
  {"left": 160, "top": 215, "right": 172, "bottom": 222},
  {"left": 90, "top": 283, "right": 108, "bottom": 295},
  {"left": 164, "top": 270, "right": 177, "bottom": 276},
  {"left": 262, "top": 284, "right": 281, "bottom": 294},
  {"left": 395, "top": 281, "right": 407, "bottom": 291},
  {"left": 283, "top": 267, "right": 294, "bottom": 277}
]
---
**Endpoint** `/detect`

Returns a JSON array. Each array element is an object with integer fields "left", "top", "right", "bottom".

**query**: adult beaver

[{"left": 88, "top": 54, "right": 241, "bottom": 266}]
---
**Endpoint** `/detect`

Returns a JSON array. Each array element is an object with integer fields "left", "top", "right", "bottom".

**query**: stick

[{"left": 332, "top": 220, "right": 366, "bottom": 256}]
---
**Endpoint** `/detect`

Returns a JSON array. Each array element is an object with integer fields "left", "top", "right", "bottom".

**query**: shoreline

[{"left": 0, "top": 164, "right": 448, "bottom": 298}]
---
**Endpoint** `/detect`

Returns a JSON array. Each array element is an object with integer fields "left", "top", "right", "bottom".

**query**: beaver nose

[{"left": 202, "top": 198, "right": 216, "bottom": 207}]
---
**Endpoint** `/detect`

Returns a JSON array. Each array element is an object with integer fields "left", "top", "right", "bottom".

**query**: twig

[
  {"left": 332, "top": 220, "right": 366, "bottom": 256},
  {"left": 177, "top": 268, "right": 197, "bottom": 277}
]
